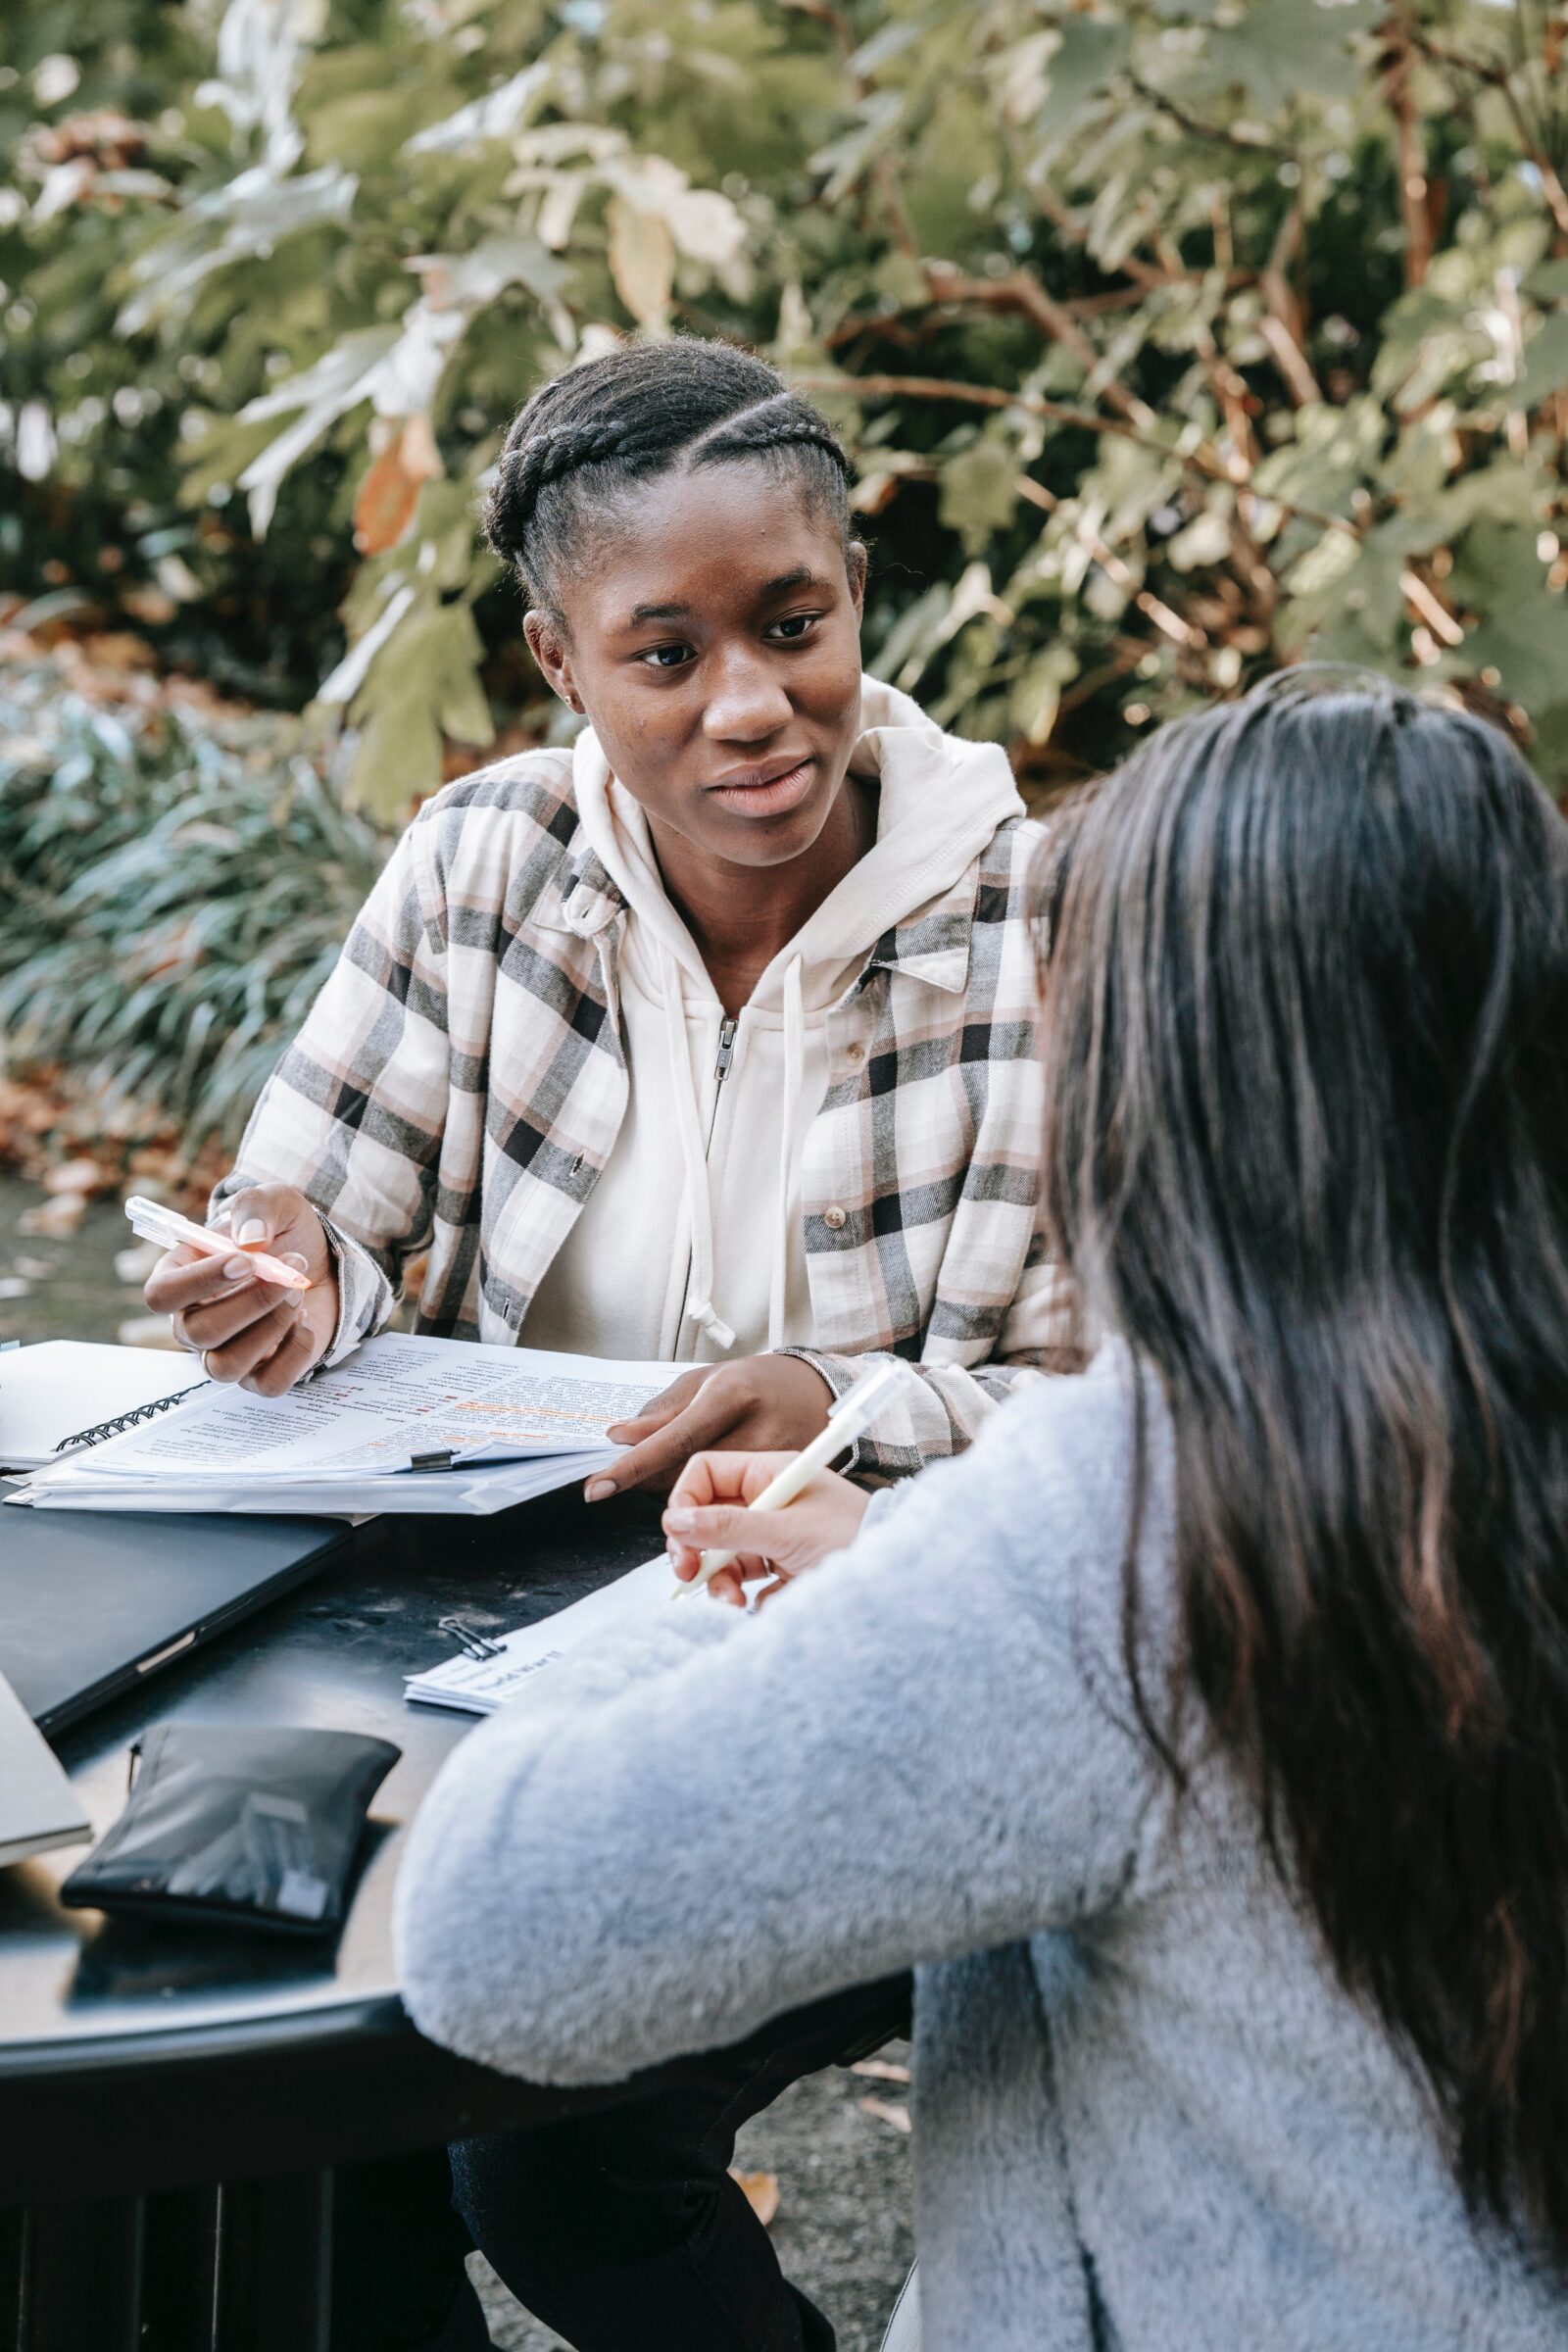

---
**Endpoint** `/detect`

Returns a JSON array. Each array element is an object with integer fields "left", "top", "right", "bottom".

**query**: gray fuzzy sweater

[{"left": 394, "top": 1347, "right": 1565, "bottom": 2350}]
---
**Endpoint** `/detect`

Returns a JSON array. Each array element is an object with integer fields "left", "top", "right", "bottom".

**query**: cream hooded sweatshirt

[{"left": 523, "top": 679, "right": 1025, "bottom": 1366}]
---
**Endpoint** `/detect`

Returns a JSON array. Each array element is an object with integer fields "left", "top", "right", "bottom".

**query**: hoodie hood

[{"left": 570, "top": 674, "right": 1025, "bottom": 1012}]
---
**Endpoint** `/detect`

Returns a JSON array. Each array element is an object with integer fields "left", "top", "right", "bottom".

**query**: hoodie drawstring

[
  {"left": 767, "top": 954, "right": 805, "bottom": 1352},
  {"left": 659, "top": 944, "right": 736, "bottom": 1353}
]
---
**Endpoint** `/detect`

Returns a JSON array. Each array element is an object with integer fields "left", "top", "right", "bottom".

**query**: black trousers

[{"left": 332, "top": 1975, "right": 912, "bottom": 2352}]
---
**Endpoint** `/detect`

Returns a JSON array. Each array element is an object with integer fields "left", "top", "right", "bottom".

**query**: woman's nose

[{"left": 701, "top": 648, "right": 793, "bottom": 743}]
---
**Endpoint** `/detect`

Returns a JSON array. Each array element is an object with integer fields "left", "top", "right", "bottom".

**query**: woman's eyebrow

[
  {"left": 760, "top": 566, "right": 822, "bottom": 597},
  {"left": 622, "top": 568, "right": 827, "bottom": 629},
  {"left": 626, "top": 598, "right": 692, "bottom": 625}
]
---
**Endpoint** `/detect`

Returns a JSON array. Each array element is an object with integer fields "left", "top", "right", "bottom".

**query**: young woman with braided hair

[{"left": 142, "top": 339, "right": 1063, "bottom": 2349}]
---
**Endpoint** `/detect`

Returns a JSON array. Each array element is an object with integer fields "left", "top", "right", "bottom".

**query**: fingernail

[
  {"left": 664, "top": 1507, "right": 697, "bottom": 1533},
  {"left": 584, "top": 1478, "right": 616, "bottom": 1503},
  {"left": 222, "top": 1256, "right": 253, "bottom": 1281},
  {"left": 279, "top": 1250, "right": 309, "bottom": 1272},
  {"left": 237, "top": 1218, "right": 267, "bottom": 1246}
]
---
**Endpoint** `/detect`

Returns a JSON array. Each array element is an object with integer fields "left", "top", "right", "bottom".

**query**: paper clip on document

[
  {"left": 123, "top": 1196, "right": 313, "bottom": 1294},
  {"left": 437, "top": 1616, "right": 504, "bottom": 1662}
]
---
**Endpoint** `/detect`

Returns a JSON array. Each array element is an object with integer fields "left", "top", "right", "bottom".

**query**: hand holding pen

[
  {"left": 662, "top": 1359, "right": 908, "bottom": 1605},
  {"left": 141, "top": 1182, "right": 340, "bottom": 1396}
]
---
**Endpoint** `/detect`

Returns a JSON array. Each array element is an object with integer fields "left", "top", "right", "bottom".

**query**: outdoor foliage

[
  {"left": 4, "top": 0, "right": 1567, "bottom": 815},
  {"left": 0, "top": 645, "right": 387, "bottom": 1145}
]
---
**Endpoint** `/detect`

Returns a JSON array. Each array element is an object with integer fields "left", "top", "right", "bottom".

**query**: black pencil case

[{"left": 61, "top": 1724, "right": 401, "bottom": 1937}]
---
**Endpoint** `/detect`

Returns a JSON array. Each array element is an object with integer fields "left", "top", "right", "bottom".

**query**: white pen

[{"left": 670, "top": 1357, "right": 909, "bottom": 1599}]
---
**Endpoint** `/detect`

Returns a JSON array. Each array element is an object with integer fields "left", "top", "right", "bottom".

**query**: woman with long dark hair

[{"left": 399, "top": 672, "right": 1568, "bottom": 2349}]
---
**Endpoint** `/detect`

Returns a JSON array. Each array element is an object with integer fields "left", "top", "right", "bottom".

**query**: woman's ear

[
  {"left": 523, "top": 610, "right": 583, "bottom": 713},
  {"left": 846, "top": 539, "right": 868, "bottom": 618}
]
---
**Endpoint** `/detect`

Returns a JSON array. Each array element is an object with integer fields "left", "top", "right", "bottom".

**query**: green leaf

[
  {"left": 1198, "top": 0, "right": 1381, "bottom": 115},
  {"left": 939, "top": 440, "right": 1019, "bottom": 557},
  {"left": 1516, "top": 313, "right": 1568, "bottom": 410},
  {"left": 1013, "top": 18, "right": 1127, "bottom": 159},
  {"left": 1251, "top": 396, "right": 1385, "bottom": 519},
  {"left": 1452, "top": 526, "right": 1566, "bottom": 715}
]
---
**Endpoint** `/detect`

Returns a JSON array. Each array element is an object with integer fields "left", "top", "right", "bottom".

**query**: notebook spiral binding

[{"left": 55, "top": 1382, "right": 207, "bottom": 1455}]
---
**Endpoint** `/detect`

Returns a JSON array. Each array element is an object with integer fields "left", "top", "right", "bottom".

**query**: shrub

[
  {"left": 0, "top": 646, "right": 387, "bottom": 1146},
  {"left": 2, "top": 1, "right": 1565, "bottom": 812}
]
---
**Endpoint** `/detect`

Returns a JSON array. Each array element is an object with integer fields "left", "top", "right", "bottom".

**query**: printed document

[
  {"left": 8, "top": 1334, "right": 667, "bottom": 1518},
  {"left": 404, "top": 1554, "right": 676, "bottom": 1715}
]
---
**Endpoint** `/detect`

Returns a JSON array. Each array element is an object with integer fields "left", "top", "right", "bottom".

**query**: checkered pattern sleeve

[
  {"left": 211, "top": 817, "right": 449, "bottom": 1367},
  {"left": 783, "top": 1226, "right": 1079, "bottom": 1482}
]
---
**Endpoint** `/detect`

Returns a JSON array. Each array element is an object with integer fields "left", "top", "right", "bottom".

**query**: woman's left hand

[
  {"left": 662, "top": 1450, "right": 870, "bottom": 1607},
  {"left": 585, "top": 1354, "right": 834, "bottom": 1501}
]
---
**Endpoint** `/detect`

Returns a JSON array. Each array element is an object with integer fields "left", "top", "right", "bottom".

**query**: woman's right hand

[
  {"left": 142, "top": 1182, "right": 339, "bottom": 1396},
  {"left": 662, "top": 1451, "right": 870, "bottom": 1607}
]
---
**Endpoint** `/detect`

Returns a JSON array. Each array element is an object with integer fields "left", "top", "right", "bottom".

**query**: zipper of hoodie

[
  {"left": 712, "top": 1016, "right": 738, "bottom": 1094},
  {"left": 674, "top": 1013, "right": 740, "bottom": 1350},
  {"left": 701, "top": 1017, "right": 739, "bottom": 1168}
]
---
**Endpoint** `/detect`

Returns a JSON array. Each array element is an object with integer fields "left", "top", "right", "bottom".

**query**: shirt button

[
  {"left": 844, "top": 1042, "right": 865, "bottom": 1064},
  {"left": 823, "top": 1205, "right": 848, "bottom": 1231}
]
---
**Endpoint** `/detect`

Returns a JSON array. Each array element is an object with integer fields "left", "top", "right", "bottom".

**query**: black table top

[{"left": 0, "top": 1485, "right": 668, "bottom": 2202}]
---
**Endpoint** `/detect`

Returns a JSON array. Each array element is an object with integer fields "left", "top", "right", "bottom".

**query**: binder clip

[{"left": 437, "top": 1615, "right": 503, "bottom": 1662}]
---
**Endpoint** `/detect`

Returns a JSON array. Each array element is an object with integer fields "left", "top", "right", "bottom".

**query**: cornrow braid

[
  {"left": 687, "top": 390, "right": 853, "bottom": 480},
  {"left": 483, "top": 338, "right": 854, "bottom": 615}
]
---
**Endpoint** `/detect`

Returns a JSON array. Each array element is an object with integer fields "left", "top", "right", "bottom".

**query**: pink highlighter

[{"left": 123, "top": 1196, "right": 313, "bottom": 1292}]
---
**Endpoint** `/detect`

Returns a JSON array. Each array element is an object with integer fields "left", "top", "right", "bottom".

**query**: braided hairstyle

[{"left": 484, "top": 339, "right": 854, "bottom": 617}]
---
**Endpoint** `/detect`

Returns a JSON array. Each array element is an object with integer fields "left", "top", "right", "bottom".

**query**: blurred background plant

[
  {"left": 2, "top": 0, "right": 1567, "bottom": 1162},
  {"left": 0, "top": 640, "right": 385, "bottom": 1155}
]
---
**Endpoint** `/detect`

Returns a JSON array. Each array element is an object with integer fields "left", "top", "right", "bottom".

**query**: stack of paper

[
  {"left": 7, "top": 1334, "right": 667, "bottom": 1519},
  {"left": 405, "top": 1553, "right": 674, "bottom": 1714}
]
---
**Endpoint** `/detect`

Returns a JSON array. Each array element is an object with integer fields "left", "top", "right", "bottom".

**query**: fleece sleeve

[{"left": 393, "top": 1348, "right": 1170, "bottom": 2085}]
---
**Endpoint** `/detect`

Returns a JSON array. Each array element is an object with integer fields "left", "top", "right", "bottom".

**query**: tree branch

[
  {"left": 1152, "top": 231, "right": 1259, "bottom": 467},
  {"left": 1386, "top": 8, "right": 1434, "bottom": 288},
  {"left": 787, "top": 368, "right": 1360, "bottom": 537},
  {"left": 1410, "top": 27, "right": 1568, "bottom": 247},
  {"left": 1127, "top": 72, "right": 1294, "bottom": 161},
  {"left": 922, "top": 263, "right": 1160, "bottom": 430},
  {"left": 1014, "top": 473, "right": 1207, "bottom": 649},
  {"left": 1258, "top": 203, "right": 1323, "bottom": 406}
]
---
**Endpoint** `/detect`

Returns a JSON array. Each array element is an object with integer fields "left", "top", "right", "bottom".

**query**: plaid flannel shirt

[{"left": 217, "top": 749, "right": 1070, "bottom": 1479}]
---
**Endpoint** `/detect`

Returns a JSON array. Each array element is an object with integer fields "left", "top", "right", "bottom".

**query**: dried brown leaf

[
  {"left": 607, "top": 196, "right": 673, "bottom": 324},
  {"left": 44, "top": 1155, "right": 108, "bottom": 1196},
  {"left": 729, "top": 2168, "right": 781, "bottom": 2227}
]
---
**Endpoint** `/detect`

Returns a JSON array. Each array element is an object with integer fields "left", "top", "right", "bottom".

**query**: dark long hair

[{"left": 1041, "top": 670, "right": 1568, "bottom": 2255}]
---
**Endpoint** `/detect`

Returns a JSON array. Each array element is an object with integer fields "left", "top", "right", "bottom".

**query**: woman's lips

[{"left": 705, "top": 756, "right": 816, "bottom": 818}]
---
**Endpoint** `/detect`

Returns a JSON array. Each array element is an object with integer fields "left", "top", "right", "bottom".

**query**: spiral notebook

[{"left": 0, "top": 1342, "right": 208, "bottom": 1473}]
